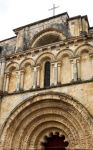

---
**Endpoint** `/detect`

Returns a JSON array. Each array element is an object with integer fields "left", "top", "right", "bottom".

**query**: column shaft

[
  {"left": 32, "top": 67, "right": 37, "bottom": 89},
  {"left": 16, "top": 71, "right": 20, "bottom": 91},
  {"left": 0, "top": 60, "right": 6, "bottom": 92},
  {"left": 77, "top": 59, "right": 81, "bottom": 80},
  {"left": 20, "top": 70, "right": 24, "bottom": 90},
  {"left": 54, "top": 63, "right": 58, "bottom": 85},
  {"left": 5, "top": 73, "right": 10, "bottom": 92},
  {"left": 37, "top": 66, "right": 41, "bottom": 88},
  {"left": 57, "top": 62, "right": 61, "bottom": 85}
]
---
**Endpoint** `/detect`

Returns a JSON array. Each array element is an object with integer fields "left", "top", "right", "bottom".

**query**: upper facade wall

[{"left": 0, "top": 12, "right": 92, "bottom": 58}]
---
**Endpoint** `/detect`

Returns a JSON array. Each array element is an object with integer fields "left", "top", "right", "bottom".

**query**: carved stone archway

[{"left": 0, "top": 91, "right": 93, "bottom": 150}]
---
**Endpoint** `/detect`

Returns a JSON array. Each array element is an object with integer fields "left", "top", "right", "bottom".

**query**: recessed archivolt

[
  {"left": 56, "top": 49, "right": 74, "bottom": 61},
  {"left": 35, "top": 52, "right": 55, "bottom": 65},
  {"left": 7, "top": 104, "right": 86, "bottom": 149},
  {"left": 5, "top": 106, "right": 82, "bottom": 149},
  {"left": 19, "top": 58, "right": 35, "bottom": 69},
  {"left": 5, "top": 62, "right": 19, "bottom": 72},
  {"left": 0, "top": 92, "right": 93, "bottom": 150},
  {"left": 75, "top": 44, "right": 93, "bottom": 56},
  {"left": 31, "top": 28, "right": 65, "bottom": 48},
  {"left": 26, "top": 118, "right": 81, "bottom": 149},
  {"left": 13, "top": 107, "right": 83, "bottom": 149}
]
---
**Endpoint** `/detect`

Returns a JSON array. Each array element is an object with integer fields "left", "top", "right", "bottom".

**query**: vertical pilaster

[
  {"left": 16, "top": 71, "right": 20, "bottom": 92},
  {"left": 16, "top": 29, "right": 24, "bottom": 51},
  {"left": 76, "top": 58, "right": 81, "bottom": 80},
  {"left": 0, "top": 59, "right": 6, "bottom": 93},
  {"left": 70, "top": 60, "right": 74, "bottom": 81},
  {"left": 57, "top": 62, "right": 61, "bottom": 85},
  {"left": 74, "top": 59, "right": 78, "bottom": 81},
  {"left": 32, "top": 67, "right": 37, "bottom": 89},
  {"left": 5, "top": 73, "right": 10, "bottom": 92},
  {"left": 20, "top": 70, "right": 24, "bottom": 91},
  {"left": 37, "top": 65, "right": 41, "bottom": 88},
  {"left": 51, "top": 62, "right": 58, "bottom": 86},
  {"left": 50, "top": 63, "right": 54, "bottom": 86},
  {"left": 54, "top": 62, "right": 58, "bottom": 86},
  {"left": 70, "top": 59, "right": 78, "bottom": 82}
]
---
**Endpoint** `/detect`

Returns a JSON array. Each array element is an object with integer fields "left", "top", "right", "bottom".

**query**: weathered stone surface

[{"left": 0, "top": 12, "right": 93, "bottom": 150}]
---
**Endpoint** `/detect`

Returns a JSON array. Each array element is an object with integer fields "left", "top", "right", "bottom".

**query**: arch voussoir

[{"left": 0, "top": 92, "right": 93, "bottom": 150}]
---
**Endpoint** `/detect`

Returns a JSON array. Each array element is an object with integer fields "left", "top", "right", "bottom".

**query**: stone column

[
  {"left": 71, "top": 59, "right": 78, "bottom": 82},
  {"left": 76, "top": 58, "right": 81, "bottom": 80},
  {"left": 5, "top": 73, "right": 10, "bottom": 92},
  {"left": 0, "top": 62, "right": 1, "bottom": 74},
  {"left": 74, "top": 59, "right": 78, "bottom": 81},
  {"left": 20, "top": 70, "right": 24, "bottom": 91},
  {"left": 50, "top": 63, "right": 54, "bottom": 86},
  {"left": 54, "top": 62, "right": 58, "bottom": 86},
  {"left": 0, "top": 59, "right": 6, "bottom": 93},
  {"left": 57, "top": 62, "right": 61, "bottom": 85},
  {"left": 32, "top": 67, "right": 37, "bottom": 89},
  {"left": 16, "top": 71, "right": 20, "bottom": 92},
  {"left": 70, "top": 60, "right": 74, "bottom": 82},
  {"left": 36, "top": 65, "right": 41, "bottom": 88}
]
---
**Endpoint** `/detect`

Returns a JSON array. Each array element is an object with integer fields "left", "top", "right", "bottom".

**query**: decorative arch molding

[
  {"left": 30, "top": 28, "right": 66, "bottom": 48},
  {"left": 5, "top": 62, "right": 19, "bottom": 72},
  {"left": 0, "top": 91, "right": 93, "bottom": 150},
  {"left": 75, "top": 44, "right": 93, "bottom": 56},
  {"left": 19, "top": 58, "right": 35, "bottom": 69},
  {"left": 56, "top": 49, "right": 74, "bottom": 61},
  {"left": 35, "top": 51, "right": 55, "bottom": 65}
]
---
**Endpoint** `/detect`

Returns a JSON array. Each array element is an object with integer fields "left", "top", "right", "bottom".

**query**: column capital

[
  {"left": 70, "top": 59, "right": 74, "bottom": 64},
  {"left": 5, "top": 72, "right": 10, "bottom": 78},
  {"left": 51, "top": 61, "right": 58, "bottom": 66},
  {"left": 76, "top": 58, "right": 80, "bottom": 63},
  {"left": 16, "top": 70, "right": 20, "bottom": 73},
  {"left": 89, "top": 54, "right": 93, "bottom": 58},
  {"left": 36, "top": 65, "right": 41, "bottom": 70},
  {"left": 57, "top": 62, "right": 61, "bottom": 67}
]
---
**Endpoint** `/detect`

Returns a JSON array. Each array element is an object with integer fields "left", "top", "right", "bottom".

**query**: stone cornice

[
  {"left": 0, "top": 33, "right": 92, "bottom": 60},
  {"left": 1, "top": 78, "right": 93, "bottom": 97}
]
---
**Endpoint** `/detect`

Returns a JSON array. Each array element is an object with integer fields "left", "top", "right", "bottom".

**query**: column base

[
  {"left": 57, "top": 82, "right": 61, "bottom": 86},
  {"left": 37, "top": 85, "right": 40, "bottom": 89},
  {"left": 0, "top": 90, "right": 3, "bottom": 96}
]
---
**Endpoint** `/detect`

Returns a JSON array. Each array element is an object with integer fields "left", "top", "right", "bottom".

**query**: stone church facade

[{"left": 0, "top": 12, "right": 93, "bottom": 149}]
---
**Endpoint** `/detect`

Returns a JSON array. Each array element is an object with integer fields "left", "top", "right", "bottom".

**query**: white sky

[{"left": 0, "top": 0, "right": 93, "bottom": 40}]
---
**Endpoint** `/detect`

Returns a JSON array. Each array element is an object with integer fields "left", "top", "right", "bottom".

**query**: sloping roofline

[{"left": 13, "top": 12, "right": 69, "bottom": 34}]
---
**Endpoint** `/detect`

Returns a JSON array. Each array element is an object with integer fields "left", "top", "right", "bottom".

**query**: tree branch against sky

[{"left": 0, "top": 0, "right": 92, "bottom": 40}]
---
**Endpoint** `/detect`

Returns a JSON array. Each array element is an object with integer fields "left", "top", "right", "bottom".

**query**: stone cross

[{"left": 49, "top": 4, "right": 59, "bottom": 16}]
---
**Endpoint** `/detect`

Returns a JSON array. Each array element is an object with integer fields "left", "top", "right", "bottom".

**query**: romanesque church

[{"left": 0, "top": 12, "right": 93, "bottom": 150}]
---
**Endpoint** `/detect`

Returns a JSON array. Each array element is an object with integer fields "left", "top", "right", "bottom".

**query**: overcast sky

[{"left": 0, "top": 0, "right": 93, "bottom": 40}]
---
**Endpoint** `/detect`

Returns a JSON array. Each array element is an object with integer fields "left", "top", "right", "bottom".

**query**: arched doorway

[
  {"left": 0, "top": 92, "right": 93, "bottom": 150},
  {"left": 42, "top": 132, "right": 68, "bottom": 150}
]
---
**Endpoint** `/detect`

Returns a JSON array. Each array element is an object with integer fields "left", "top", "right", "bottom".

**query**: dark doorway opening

[{"left": 42, "top": 133, "right": 69, "bottom": 150}]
